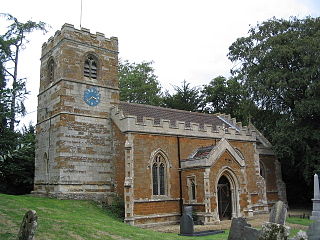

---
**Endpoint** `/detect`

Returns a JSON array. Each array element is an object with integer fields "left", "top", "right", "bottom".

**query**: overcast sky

[{"left": 2, "top": 0, "right": 320, "bottom": 129}]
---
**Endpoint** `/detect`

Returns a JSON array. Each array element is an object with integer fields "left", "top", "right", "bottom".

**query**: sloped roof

[
  {"left": 119, "top": 102, "right": 232, "bottom": 129},
  {"left": 191, "top": 145, "right": 215, "bottom": 159},
  {"left": 181, "top": 138, "right": 246, "bottom": 169}
]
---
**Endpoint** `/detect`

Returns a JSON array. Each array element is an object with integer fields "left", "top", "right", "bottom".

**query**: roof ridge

[{"left": 119, "top": 101, "right": 220, "bottom": 118}]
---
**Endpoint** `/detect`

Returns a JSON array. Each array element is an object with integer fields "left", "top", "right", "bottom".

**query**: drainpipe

[{"left": 177, "top": 136, "right": 183, "bottom": 216}]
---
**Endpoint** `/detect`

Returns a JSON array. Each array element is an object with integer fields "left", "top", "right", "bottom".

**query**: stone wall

[
  {"left": 34, "top": 24, "right": 119, "bottom": 202},
  {"left": 122, "top": 132, "right": 270, "bottom": 226}
]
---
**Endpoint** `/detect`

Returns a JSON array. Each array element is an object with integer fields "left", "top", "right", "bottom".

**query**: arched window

[
  {"left": 48, "top": 58, "right": 54, "bottom": 82},
  {"left": 84, "top": 54, "right": 98, "bottom": 79},
  {"left": 152, "top": 153, "right": 166, "bottom": 195}
]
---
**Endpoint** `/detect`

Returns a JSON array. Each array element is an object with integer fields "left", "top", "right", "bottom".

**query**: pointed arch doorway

[{"left": 217, "top": 175, "right": 232, "bottom": 220}]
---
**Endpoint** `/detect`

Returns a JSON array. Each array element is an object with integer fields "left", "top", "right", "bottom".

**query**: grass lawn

[
  {"left": 0, "top": 193, "right": 228, "bottom": 240},
  {"left": 286, "top": 217, "right": 313, "bottom": 226}
]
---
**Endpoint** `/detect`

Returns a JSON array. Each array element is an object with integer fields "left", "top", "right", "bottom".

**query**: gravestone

[
  {"left": 310, "top": 173, "right": 320, "bottom": 221},
  {"left": 307, "top": 220, "right": 320, "bottom": 240},
  {"left": 259, "top": 201, "right": 290, "bottom": 240},
  {"left": 180, "top": 206, "right": 194, "bottom": 235},
  {"left": 228, "top": 217, "right": 260, "bottom": 240},
  {"left": 269, "top": 200, "right": 287, "bottom": 225},
  {"left": 259, "top": 222, "right": 290, "bottom": 240},
  {"left": 289, "top": 230, "right": 308, "bottom": 240},
  {"left": 17, "top": 210, "right": 38, "bottom": 240},
  {"left": 242, "top": 226, "right": 260, "bottom": 240}
]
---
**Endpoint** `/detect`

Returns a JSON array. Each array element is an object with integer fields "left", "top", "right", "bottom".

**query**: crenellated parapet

[
  {"left": 41, "top": 23, "right": 118, "bottom": 58},
  {"left": 39, "top": 23, "right": 119, "bottom": 93},
  {"left": 216, "top": 113, "right": 243, "bottom": 130},
  {"left": 111, "top": 105, "right": 257, "bottom": 142}
]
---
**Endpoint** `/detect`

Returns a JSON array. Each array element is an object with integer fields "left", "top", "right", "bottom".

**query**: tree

[
  {"left": 0, "top": 14, "right": 47, "bottom": 194},
  {"left": 228, "top": 16, "right": 320, "bottom": 204},
  {"left": 0, "top": 125, "right": 35, "bottom": 194},
  {"left": 119, "top": 60, "right": 163, "bottom": 106},
  {"left": 202, "top": 76, "right": 258, "bottom": 124},
  {"left": 0, "top": 13, "right": 47, "bottom": 130},
  {"left": 163, "top": 80, "right": 203, "bottom": 112}
]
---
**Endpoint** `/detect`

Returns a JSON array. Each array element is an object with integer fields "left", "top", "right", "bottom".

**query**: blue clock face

[{"left": 83, "top": 87, "right": 101, "bottom": 106}]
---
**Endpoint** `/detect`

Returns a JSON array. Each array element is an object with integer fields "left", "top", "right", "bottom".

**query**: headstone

[
  {"left": 310, "top": 173, "right": 320, "bottom": 221},
  {"left": 228, "top": 217, "right": 252, "bottom": 240},
  {"left": 180, "top": 206, "right": 194, "bottom": 235},
  {"left": 242, "top": 226, "right": 260, "bottom": 240},
  {"left": 289, "top": 230, "right": 308, "bottom": 240},
  {"left": 259, "top": 222, "right": 290, "bottom": 240},
  {"left": 307, "top": 220, "right": 320, "bottom": 240},
  {"left": 269, "top": 200, "right": 287, "bottom": 225},
  {"left": 17, "top": 210, "right": 38, "bottom": 240}
]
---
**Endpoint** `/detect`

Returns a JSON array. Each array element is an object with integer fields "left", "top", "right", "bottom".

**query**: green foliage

[
  {"left": 229, "top": 17, "right": 320, "bottom": 114},
  {"left": 119, "top": 60, "right": 163, "bottom": 106},
  {"left": 202, "top": 76, "right": 257, "bottom": 124},
  {"left": 286, "top": 217, "right": 313, "bottom": 226},
  {"left": 102, "top": 195, "right": 125, "bottom": 220},
  {"left": 0, "top": 13, "right": 47, "bottom": 130},
  {"left": 202, "top": 76, "right": 241, "bottom": 113},
  {"left": 0, "top": 13, "right": 45, "bottom": 194},
  {"left": 228, "top": 16, "right": 320, "bottom": 203},
  {"left": 163, "top": 80, "right": 203, "bottom": 112},
  {"left": 0, "top": 125, "right": 35, "bottom": 194},
  {"left": 0, "top": 193, "right": 229, "bottom": 240}
]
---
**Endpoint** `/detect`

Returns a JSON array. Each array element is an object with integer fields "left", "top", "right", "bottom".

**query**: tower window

[
  {"left": 152, "top": 153, "right": 167, "bottom": 196},
  {"left": 48, "top": 59, "right": 54, "bottom": 82},
  {"left": 84, "top": 55, "right": 98, "bottom": 79}
]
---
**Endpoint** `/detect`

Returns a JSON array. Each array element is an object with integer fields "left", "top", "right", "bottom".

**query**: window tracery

[{"left": 152, "top": 153, "right": 167, "bottom": 195}]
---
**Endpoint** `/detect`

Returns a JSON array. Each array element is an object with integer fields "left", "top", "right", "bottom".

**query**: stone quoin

[{"left": 33, "top": 24, "right": 287, "bottom": 226}]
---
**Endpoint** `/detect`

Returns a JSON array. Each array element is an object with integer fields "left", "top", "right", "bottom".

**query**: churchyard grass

[
  {"left": 286, "top": 216, "right": 313, "bottom": 226},
  {"left": 0, "top": 193, "right": 228, "bottom": 240}
]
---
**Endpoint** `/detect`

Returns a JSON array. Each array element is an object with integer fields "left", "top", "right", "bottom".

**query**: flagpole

[{"left": 80, "top": 0, "right": 83, "bottom": 28}]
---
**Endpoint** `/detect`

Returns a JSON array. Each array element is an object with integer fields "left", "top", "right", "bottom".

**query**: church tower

[{"left": 34, "top": 24, "right": 119, "bottom": 201}]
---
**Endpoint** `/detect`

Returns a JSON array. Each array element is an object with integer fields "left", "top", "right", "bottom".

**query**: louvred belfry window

[
  {"left": 152, "top": 153, "right": 166, "bottom": 196},
  {"left": 84, "top": 55, "right": 98, "bottom": 79}
]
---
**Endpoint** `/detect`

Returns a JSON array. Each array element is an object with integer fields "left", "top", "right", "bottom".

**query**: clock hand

[{"left": 88, "top": 96, "right": 97, "bottom": 101}]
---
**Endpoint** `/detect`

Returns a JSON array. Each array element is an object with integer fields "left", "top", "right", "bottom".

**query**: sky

[{"left": 1, "top": 0, "right": 320, "bottom": 129}]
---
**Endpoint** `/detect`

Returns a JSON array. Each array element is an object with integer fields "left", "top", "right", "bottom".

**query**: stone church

[{"left": 33, "top": 24, "right": 286, "bottom": 226}]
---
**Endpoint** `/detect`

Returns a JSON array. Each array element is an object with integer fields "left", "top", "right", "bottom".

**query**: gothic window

[
  {"left": 84, "top": 55, "right": 98, "bottom": 79},
  {"left": 48, "top": 58, "right": 54, "bottom": 82},
  {"left": 152, "top": 153, "right": 167, "bottom": 195}
]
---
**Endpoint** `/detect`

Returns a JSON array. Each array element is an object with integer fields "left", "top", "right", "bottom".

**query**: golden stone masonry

[{"left": 33, "top": 24, "right": 286, "bottom": 226}]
